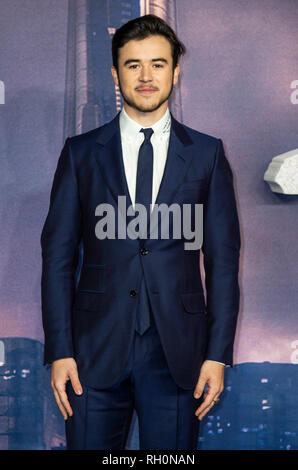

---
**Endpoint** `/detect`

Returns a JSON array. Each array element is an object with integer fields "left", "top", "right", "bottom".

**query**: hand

[
  {"left": 193, "top": 360, "right": 224, "bottom": 420},
  {"left": 51, "top": 357, "right": 83, "bottom": 420}
]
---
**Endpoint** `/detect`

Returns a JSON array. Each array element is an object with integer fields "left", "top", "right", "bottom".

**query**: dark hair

[{"left": 112, "top": 14, "right": 186, "bottom": 71}]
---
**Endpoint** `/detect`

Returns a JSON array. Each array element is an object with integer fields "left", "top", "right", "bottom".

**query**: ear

[
  {"left": 111, "top": 66, "right": 119, "bottom": 86},
  {"left": 173, "top": 63, "right": 180, "bottom": 86}
]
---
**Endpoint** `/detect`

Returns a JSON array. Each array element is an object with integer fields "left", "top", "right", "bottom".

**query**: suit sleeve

[
  {"left": 202, "top": 138, "right": 241, "bottom": 366},
  {"left": 40, "top": 138, "right": 82, "bottom": 365}
]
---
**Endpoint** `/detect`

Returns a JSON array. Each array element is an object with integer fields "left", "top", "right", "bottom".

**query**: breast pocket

[
  {"left": 176, "top": 178, "right": 208, "bottom": 202},
  {"left": 178, "top": 178, "right": 206, "bottom": 192}
]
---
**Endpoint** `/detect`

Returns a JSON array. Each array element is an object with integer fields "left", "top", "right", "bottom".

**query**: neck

[{"left": 123, "top": 102, "right": 168, "bottom": 127}]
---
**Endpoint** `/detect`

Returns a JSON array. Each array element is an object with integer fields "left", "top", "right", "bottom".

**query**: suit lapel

[
  {"left": 94, "top": 112, "right": 133, "bottom": 223},
  {"left": 148, "top": 113, "right": 195, "bottom": 235},
  {"left": 153, "top": 112, "right": 194, "bottom": 208}
]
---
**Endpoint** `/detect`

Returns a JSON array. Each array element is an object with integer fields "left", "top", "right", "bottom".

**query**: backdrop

[{"left": 0, "top": 0, "right": 297, "bottom": 450}]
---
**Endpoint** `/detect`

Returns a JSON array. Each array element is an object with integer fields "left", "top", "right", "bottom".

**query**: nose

[{"left": 139, "top": 65, "right": 153, "bottom": 82}]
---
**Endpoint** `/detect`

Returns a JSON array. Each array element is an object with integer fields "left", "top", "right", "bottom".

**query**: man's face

[{"left": 111, "top": 34, "right": 180, "bottom": 114}]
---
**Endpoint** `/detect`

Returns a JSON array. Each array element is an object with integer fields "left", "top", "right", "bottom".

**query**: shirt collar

[{"left": 119, "top": 106, "right": 171, "bottom": 139}]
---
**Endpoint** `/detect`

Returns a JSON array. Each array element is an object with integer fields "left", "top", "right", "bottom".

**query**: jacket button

[
  {"left": 130, "top": 290, "right": 138, "bottom": 297},
  {"left": 140, "top": 247, "right": 149, "bottom": 255}
]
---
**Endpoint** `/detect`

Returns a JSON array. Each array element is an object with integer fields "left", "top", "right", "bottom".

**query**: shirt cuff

[{"left": 208, "top": 360, "right": 225, "bottom": 366}]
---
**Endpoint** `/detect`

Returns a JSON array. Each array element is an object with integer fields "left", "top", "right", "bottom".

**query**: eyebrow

[{"left": 123, "top": 58, "right": 169, "bottom": 66}]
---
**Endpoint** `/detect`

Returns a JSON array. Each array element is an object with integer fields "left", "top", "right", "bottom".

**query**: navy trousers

[{"left": 65, "top": 310, "right": 202, "bottom": 450}]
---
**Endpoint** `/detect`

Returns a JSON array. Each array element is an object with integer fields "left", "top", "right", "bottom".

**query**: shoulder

[
  {"left": 55, "top": 125, "right": 104, "bottom": 173},
  {"left": 172, "top": 117, "right": 223, "bottom": 166},
  {"left": 65, "top": 113, "right": 119, "bottom": 157},
  {"left": 179, "top": 120, "right": 221, "bottom": 149},
  {"left": 66, "top": 125, "right": 103, "bottom": 148},
  {"left": 172, "top": 118, "right": 227, "bottom": 175}
]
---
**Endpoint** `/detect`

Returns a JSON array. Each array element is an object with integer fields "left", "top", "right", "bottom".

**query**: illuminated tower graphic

[
  {"left": 139, "top": 0, "right": 183, "bottom": 121},
  {"left": 63, "top": 0, "right": 182, "bottom": 139}
]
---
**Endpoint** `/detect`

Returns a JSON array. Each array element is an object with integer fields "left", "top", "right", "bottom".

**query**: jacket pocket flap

[
  {"left": 78, "top": 264, "right": 106, "bottom": 293},
  {"left": 180, "top": 292, "right": 206, "bottom": 314}
]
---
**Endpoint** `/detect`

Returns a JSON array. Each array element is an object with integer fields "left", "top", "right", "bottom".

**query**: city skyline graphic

[{"left": 0, "top": 338, "right": 297, "bottom": 450}]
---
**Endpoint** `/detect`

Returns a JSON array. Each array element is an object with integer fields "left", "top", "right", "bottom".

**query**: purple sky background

[
  {"left": 176, "top": 0, "right": 298, "bottom": 364},
  {"left": 0, "top": 0, "right": 297, "bottom": 364}
]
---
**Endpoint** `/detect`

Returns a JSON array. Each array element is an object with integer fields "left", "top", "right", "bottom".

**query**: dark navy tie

[{"left": 135, "top": 128, "right": 154, "bottom": 335}]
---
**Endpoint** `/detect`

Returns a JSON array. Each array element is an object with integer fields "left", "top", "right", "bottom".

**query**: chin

[
  {"left": 138, "top": 104, "right": 159, "bottom": 112},
  {"left": 136, "top": 100, "right": 164, "bottom": 112}
]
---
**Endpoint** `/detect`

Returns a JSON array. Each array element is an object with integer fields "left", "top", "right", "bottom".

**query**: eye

[
  {"left": 128, "top": 64, "right": 139, "bottom": 69},
  {"left": 153, "top": 63, "right": 164, "bottom": 68}
]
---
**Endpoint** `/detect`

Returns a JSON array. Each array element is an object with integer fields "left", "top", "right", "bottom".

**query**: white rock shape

[{"left": 264, "top": 149, "right": 298, "bottom": 194}]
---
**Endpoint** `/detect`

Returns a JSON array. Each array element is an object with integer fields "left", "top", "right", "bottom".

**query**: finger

[
  {"left": 196, "top": 392, "right": 221, "bottom": 420},
  {"left": 69, "top": 369, "right": 83, "bottom": 395},
  {"left": 54, "top": 383, "right": 73, "bottom": 417},
  {"left": 52, "top": 387, "right": 69, "bottom": 420},
  {"left": 197, "top": 400, "right": 216, "bottom": 420},
  {"left": 195, "top": 388, "right": 220, "bottom": 417},
  {"left": 194, "top": 377, "right": 206, "bottom": 399}
]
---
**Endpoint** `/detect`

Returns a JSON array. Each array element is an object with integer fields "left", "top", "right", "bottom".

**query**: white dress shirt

[
  {"left": 119, "top": 105, "right": 171, "bottom": 211},
  {"left": 119, "top": 106, "right": 225, "bottom": 367}
]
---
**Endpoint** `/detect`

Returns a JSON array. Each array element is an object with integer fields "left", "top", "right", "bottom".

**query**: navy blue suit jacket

[{"left": 41, "top": 111, "right": 241, "bottom": 390}]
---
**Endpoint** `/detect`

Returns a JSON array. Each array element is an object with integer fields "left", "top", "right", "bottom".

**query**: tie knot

[{"left": 140, "top": 128, "right": 154, "bottom": 142}]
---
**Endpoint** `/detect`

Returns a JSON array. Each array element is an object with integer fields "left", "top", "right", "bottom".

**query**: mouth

[{"left": 136, "top": 88, "right": 157, "bottom": 95}]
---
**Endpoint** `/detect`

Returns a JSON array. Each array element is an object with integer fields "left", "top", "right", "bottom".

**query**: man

[{"left": 41, "top": 14, "right": 241, "bottom": 450}]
